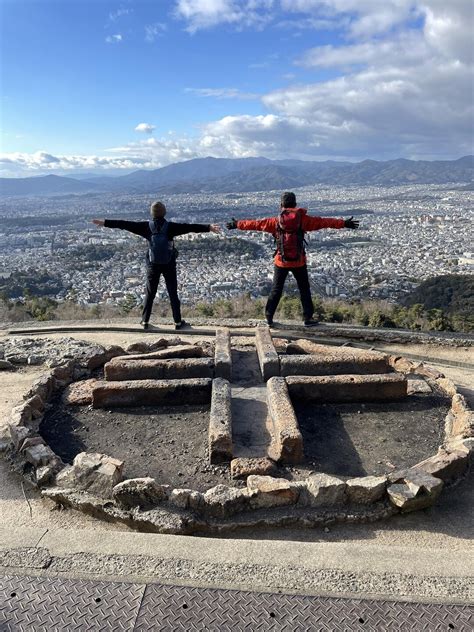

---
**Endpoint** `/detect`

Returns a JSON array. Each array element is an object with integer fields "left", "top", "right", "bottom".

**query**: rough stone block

[
  {"left": 25, "top": 373, "right": 57, "bottom": 402},
  {"left": 209, "top": 378, "right": 232, "bottom": 464},
  {"left": 104, "top": 358, "right": 214, "bottom": 381},
  {"left": 214, "top": 328, "right": 232, "bottom": 381},
  {"left": 413, "top": 449, "right": 469, "bottom": 482},
  {"left": 51, "top": 360, "right": 77, "bottom": 384},
  {"left": 435, "top": 377, "right": 458, "bottom": 397},
  {"left": 9, "top": 425, "right": 30, "bottom": 450},
  {"left": 231, "top": 457, "right": 277, "bottom": 479},
  {"left": 346, "top": 475, "right": 387, "bottom": 504},
  {"left": 286, "top": 374, "right": 407, "bottom": 402},
  {"left": 286, "top": 340, "right": 389, "bottom": 374},
  {"left": 25, "top": 394, "right": 45, "bottom": 418},
  {"left": 388, "top": 356, "right": 419, "bottom": 374},
  {"left": 56, "top": 452, "right": 123, "bottom": 498},
  {"left": 280, "top": 352, "right": 390, "bottom": 377},
  {"left": 255, "top": 327, "right": 279, "bottom": 380},
  {"left": 449, "top": 394, "right": 474, "bottom": 438},
  {"left": 92, "top": 378, "right": 212, "bottom": 408},
  {"left": 387, "top": 468, "right": 443, "bottom": 512},
  {"left": 407, "top": 378, "right": 432, "bottom": 394},
  {"left": 113, "top": 477, "right": 170, "bottom": 509},
  {"left": 126, "top": 339, "right": 168, "bottom": 354},
  {"left": 110, "top": 344, "right": 203, "bottom": 363},
  {"left": 0, "top": 359, "right": 16, "bottom": 371},
  {"left": 203, "top": 484, "right": 250, "bottom": 518},
  {"left": 24, "top": 444, "right": 56, "bottom": 467},
  {"left": 247, "top": 475, "right": 299, "bottom": 508},
  {"left": 19, "top": 436, "right": 46, "bottom": 453},
  {"left": 304, "top": 473, "right": 346, "bottom": 506},
  {"left": 62, "top": 379, "right": 102, "bottom": 406},
  {"left": 267, "top": 377, "right": 303, "bottom": 464},
  {"left": 169, "top": 488, "right": 203, "bottom": 510},
  {"left": 36, "top": 465, "right": 55, "bottom": 485}
]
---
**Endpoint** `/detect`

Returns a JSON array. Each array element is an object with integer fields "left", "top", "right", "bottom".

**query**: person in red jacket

[{"left": 226, "top": 191, "right": 359, "bottom": 327}]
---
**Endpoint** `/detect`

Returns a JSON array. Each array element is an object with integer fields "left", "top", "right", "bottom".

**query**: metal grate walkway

[{"left": 1, "top": 574, "right": 472, "bottom": 631}]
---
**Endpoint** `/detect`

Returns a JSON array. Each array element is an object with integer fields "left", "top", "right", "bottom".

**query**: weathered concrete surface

[
  {"left": 231, "top": 385, "right": 273, "bottom": 459},
  {"left": 109, "top": 344, "right": 202, "bottom": 363},
  {"left": 266, "top": 377, "right": 303, "bottom": 464},
  {"left": 92, "top": 378, "right": 212, "bottom": 408},
  {"left": 104, "top": 357, "right": 214, "bottom": 381},
  {"left": 209, "top": 378, "right": 232, "bottom": 464},
  {"left": 286, "top": 373, "right": 408, "bottom": 402},
  {"left": 255, "top": 327, "right": 279, "bottom": 381},
  {"left": 214, "top": 328, "right": 232, "bottom": 381},
  {"left": 280, "top": 354, "right": 390, "bottom": 377}
]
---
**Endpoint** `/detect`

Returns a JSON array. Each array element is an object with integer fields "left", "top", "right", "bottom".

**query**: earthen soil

[
  {"left": 40, "top": 398, "right": 234, "bottom": 491},
  {"left": 293, "top": 393, "right": 450, "bottom": 478}
]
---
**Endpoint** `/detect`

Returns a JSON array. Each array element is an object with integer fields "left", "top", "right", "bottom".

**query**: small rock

[
  {"left": 25, "top": 444, "right": 56, "bottom": 467},
  {"left": 346, "top": 476, "right": 387, "bottom": 504},
  {"left": 304, "top": 473, "right": 346, "bottom": 506},
  {"left": 230, "top": 457, "right": 277, "bottom": 480},
  {"left": 113, "top": 477, "right": 170, "bottom": 509}
]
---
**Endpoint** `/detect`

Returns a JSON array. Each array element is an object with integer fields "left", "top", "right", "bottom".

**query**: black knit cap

[{"left": 281, "top": 191, "right": 296, "bottom": 208}]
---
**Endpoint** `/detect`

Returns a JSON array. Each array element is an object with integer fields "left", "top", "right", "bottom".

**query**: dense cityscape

[{"left": 0, "top": 183, "right": 473, "bottom": 311}]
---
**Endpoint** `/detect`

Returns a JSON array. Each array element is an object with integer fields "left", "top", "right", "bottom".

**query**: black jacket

[
  {"left": 104, "top": 218, "right": 211, "bottom": 239},
  {"left": 104, "top": 218, "right": 211, "bottom": 265}
]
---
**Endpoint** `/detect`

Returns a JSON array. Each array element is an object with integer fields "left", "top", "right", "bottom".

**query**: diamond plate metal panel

[
  {"left": 0, "top": 575, "right": 145, "bottom": 632},
  {"left": 135, "top": 584, "right": 474, "bottom": 632}
]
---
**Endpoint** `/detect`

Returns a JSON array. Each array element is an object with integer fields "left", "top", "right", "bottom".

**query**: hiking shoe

[
  {"left": 304, "top": 319, "right": 319, "bottom": 327},
  {"left": 266, "top": 317, "right": 274, "bottom": 327},
  {"left": 140, "top": 320, "right": 149, "bottom": 330},
  {"left": 175, "top": 320, "right": 188, "bottom": 330}
]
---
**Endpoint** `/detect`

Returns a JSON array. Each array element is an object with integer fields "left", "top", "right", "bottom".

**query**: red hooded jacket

[{"left": 236, "top": 208, "right": 345, "bottom": 268}]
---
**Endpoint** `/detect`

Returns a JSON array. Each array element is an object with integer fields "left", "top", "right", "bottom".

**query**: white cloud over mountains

[{"left": 2, "top": 0, "right": 472, "bottom": 175}]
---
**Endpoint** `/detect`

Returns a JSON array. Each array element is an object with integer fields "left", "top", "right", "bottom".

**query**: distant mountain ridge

[{"left": 1, "top": 155, "right": 472, "bottom": 197}]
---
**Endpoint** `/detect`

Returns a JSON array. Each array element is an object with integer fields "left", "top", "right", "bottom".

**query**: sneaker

[
  {"left": 175, "top": 320, "right": 188, "bottom": 330},
  {"left": 140, "top": 320, "right": 149, "bottom": 330},
  {"left": 266, "top": 317, "right": 274, "bottom": 327},
  {"left": 304, "top": 319, "right": 319, "bottom": 327}
]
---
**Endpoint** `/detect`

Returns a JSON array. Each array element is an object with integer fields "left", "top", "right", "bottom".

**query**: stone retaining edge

[
  {"left": 2, "top": 343, "right": 472, "bottom": 534},
  {"left": 266, "top": 377, "right": 303, "bottom": 464},
  {"left": 255, "top": 327, "right": 279, "bottom": 381},
  {"left": 209, "top": 378, "right": 233, "bottom": 464},
  {"left": 214, "top": 328, "right": 232, "bottom": 381}
]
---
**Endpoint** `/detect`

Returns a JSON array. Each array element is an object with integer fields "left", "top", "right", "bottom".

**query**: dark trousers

[
  {"left": 265, "top": 264, "right": 314, "bottom": 321},
  {"left": 142, "top": 262, "right": 182, "bottom": 324}
]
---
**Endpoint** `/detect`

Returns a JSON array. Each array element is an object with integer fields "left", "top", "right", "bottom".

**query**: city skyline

[{"left": 1, "top": 0, "right": 473, "bottom": 177}]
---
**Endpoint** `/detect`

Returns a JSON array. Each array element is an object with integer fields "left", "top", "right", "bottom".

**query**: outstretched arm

[
  {"left": 226, "top": 217, "right": 277, "bottom": 234},
  {"left": 92, "top": 219, "right": 150, "bottom": 238},
  {"left": 302, "top": 215, "right": 359, "bottom": 231},
  {"left": 169, "top": 222, "right": 220, "bottom": 237}
]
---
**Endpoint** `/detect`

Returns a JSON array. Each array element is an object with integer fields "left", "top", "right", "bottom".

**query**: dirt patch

[
  {"left": 40, "top": 398, "right": 235, "bottom": 491},
  {"left": 293, "top": 394, "right": 450, "bottom": 478}
]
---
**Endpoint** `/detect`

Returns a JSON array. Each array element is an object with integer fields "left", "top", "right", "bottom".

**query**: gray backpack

[{"left": 148, "top": 220, "right": 175, "bottom": 264}]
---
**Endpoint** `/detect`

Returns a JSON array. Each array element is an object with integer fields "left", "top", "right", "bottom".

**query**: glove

[
  {"left": 344, "top": 215, "right": 359, "bottom": 229},
  {"left": 226, "top": 218, "right": 238, "bottom": 230}
]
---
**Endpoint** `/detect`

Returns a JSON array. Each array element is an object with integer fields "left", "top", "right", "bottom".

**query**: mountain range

[{"left": 1, "top": 155, "right": 472, "bottom": 197}]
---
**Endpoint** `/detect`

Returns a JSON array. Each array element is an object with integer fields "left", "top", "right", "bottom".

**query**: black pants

[
  {"left": 265, "top": 264, "right": 314, "bottom": 321},
  {"left": 142, "top": 262, "right": 182, "bottom": 324}
]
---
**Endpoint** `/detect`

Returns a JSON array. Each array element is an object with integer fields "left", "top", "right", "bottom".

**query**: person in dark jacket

[
  {"left": 93, "top": 200, "right": 220, "bottom": 329},
  {"left": 226, "top": 191, "right": 359, "bottom": 327}
]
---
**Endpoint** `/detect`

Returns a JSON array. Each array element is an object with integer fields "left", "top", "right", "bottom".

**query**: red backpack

[{"left": 275, "top": 208, "right": 306, "bottom": 262}]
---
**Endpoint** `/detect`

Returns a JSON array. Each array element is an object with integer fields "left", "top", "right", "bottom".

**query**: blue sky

[{"left": 1, "top": 0, "right": 473, "bottom": 175}]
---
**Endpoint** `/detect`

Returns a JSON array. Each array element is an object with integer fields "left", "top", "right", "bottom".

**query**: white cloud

[
  {"left": 105, "top": 33, "right": 123, "bottom": 43},
  {"left": 109, "top": 8, "right": 131, "bottom": 21},
  {"left": 185, "top": 87, "right": 259, "bottom": 99},
  {"left": 134, "top": 123, "right": 156, "bottom": 134},
  {"left": 145, "top": 22, "right": 167, "bottom": 42},
  {"left": 174, "top": 0, "right": 274, "bottom": 32}
]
